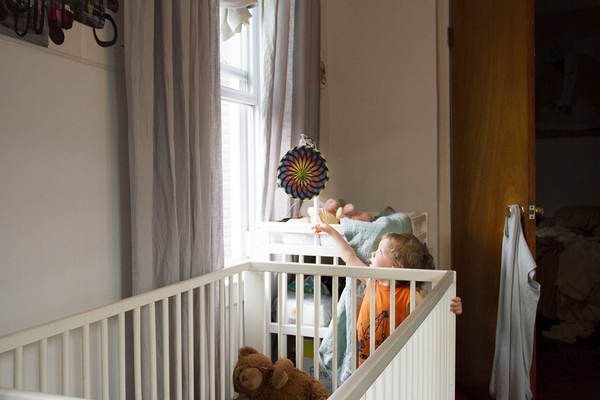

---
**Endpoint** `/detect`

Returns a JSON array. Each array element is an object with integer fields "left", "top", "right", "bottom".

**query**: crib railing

[
  {"left": 328, "top": 270, "right": 456, "bottom": 399},
  {"left": 0, "top": 265, "right": 247, "bottom": 400},
  {"left": 0, "top": 261, "right": 455, "bottom": 400},
  {"left": 246, "top": 262, "right": 456, "bottom": 396}
]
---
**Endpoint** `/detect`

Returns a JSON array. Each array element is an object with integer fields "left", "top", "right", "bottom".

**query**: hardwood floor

[
  {"left": 536, "top": 314, "right": 600, "bottom": 399},
  {"left": 455, "top": 387, "right": 475, "bottom": 400}
]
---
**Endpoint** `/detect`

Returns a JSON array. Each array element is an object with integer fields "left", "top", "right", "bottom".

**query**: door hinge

[{"left": 447, "top": 26, "right": 454, "bottom": 48}]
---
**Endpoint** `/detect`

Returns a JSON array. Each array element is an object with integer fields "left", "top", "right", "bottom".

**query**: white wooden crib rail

[
  {"left": 1, "top": 261, "right": 455, "bottom": 400},
  {"left": 0, "top": 265, "right": 248, "bottom": 400}
]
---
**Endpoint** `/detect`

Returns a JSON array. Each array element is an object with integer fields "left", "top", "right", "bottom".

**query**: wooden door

[{"left": 450, "top": 1, "right": 536, "bottom": 399}]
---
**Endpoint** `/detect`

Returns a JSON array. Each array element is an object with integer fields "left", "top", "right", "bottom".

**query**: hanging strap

[
  {"left": 4, "top": 0, "right": 31, "bottom": 37},
  {"left": 93, "top": 12, "right": 117, "bottom": 47},
  {"left": 32, "top": 0, "right": 44, "bottom": 34}
]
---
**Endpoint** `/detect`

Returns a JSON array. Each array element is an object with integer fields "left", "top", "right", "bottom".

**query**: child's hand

[
  {"left": 450, "top": 297, "right": 462, "bottom": 315},
  {"left": 312, "top": 214, "right": 333, "bottom": 235}
]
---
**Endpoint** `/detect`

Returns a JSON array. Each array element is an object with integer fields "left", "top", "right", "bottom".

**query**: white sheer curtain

[
  {"left": 260, "top": 0, "right": 321, "bottom": 222},
  {"left": 124, "top": 1, "right": 223, "bottom": 398}
]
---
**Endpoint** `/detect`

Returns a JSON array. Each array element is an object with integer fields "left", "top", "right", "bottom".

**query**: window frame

[{"left": 220, "top": 6, "right": 260, "bottom": 266}]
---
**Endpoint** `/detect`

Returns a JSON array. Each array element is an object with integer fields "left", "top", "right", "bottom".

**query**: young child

[{"left": 312, "top": 216, "right": 462, "bottom": 365}]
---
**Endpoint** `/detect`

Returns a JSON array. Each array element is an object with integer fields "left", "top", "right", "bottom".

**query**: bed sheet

[{"left": 536, "top": 207, "right": 600, "bottom": 342}]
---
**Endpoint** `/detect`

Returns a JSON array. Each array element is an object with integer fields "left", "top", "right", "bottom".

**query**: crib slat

[
  {"left": 332, "top": 276, "right": 339, "bottom": 391},
  {"left": 219, "top": 279, "right": 226, "bottom": 400},
  {"left": 407, "top": 334, "right": 413, "bottom": 400},
  {"left": 366, "top": 382, "right": 376, "bottom": 400},
  {"left": 263, "top": 271, "right": 269, "bottom": 354},
  {"left": 199, "top": 285, "right": 206, "bottom": 400},
  {"left": 410, "top": 280, "right": 416, "bottom": 313},
  {"left": 443, "top": 304, "right": 449, "bottom": 399},
  {"left": 133, "top": 308, "right": 141, "bottom": 400},
  {"left": 392, "top": 353, "right": 400, "bottom": 399},
  {"left": 187, "top": 289, "right": 194, "bottom": 400},
  {"left": 420, "top": 314, "right": 424, "bottom": 396},
  {"left": 390, "top": 279, "right": 396, "bottom": 335},
  {"left": 62, "top": 331, "right": 69, "bottom": 396},
  {"left": 400, "top": 343, "right": 407, "bottom": 399},
  {"left": 175, "top": 293, "right": 183, "bottom": 400},
  {"left": 101, "top": 318, "right": 109, "bottom": 400},
  {"left": 277, "top": 272, "right": 284, "bottom": 359},
  {"left": 433, "top": 309, "right": 439, "bottom": 399},
  {"left": 295, "top": 273, "right": 304, "bottom": 372},
  {"left": 378, "top": 367, "right": 387, "bottom": 398},
  {"left": 149, "top": 302, "right": 158, "bottom": 400},
  {"left": 369, "top": 278, "right": 375, "bottom": 358},
  {"left": 351, "top": 278, "right": 357, "bottom": 374},
  {"left": 437, "top": 305, "right": 442, "bottom": 399},
  {"left": 162, "top": 297, "right": 170, "bottom": 400},
  {"left": 237, "top": 272, "right": 244, "bottom": 349},
  {"left": 82, "top": 324, "right": 90, "bottom": 399},
  {"left": 314, "top": 274, "right": 320, "bottom": 380},
  {"left": 283, "top": 272, "right": 288, "bottom": 359},
  {"left": 14, "top": 346, "right": 23, "bottom": 390},
  {"left": 384, "top": 360, "right": 392, "bottom": 397},
  {"left": 432, "top": 313, "right": 438, "bottom": 399},
  {"left": 118, "top": 312, "right": 126, "bottom": 400},
  {"left": 209, "top": 282, "right": 215, "bottom": 400},
  {"left": 430, "top": 315, "right": 436, "bottom": 399},
  {"left": 228, "top": 278, "right": 235, "bottom": 398},
  {"left": 40, "top": 338, "right": 47, "bottom": 393}
]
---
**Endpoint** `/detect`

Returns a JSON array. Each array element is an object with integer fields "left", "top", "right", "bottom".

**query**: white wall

[
  {"left": 320, "top": 0, "right": 446, "bottom": 265},
  {"left": 0, "top": 33, "right": 129, "bottom": 337}
]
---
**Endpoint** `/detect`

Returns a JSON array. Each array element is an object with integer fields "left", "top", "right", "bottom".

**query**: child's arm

[
  {"left": 312, "top": 216, "right": 366, "bottom": 268},
  {"left": 408, "top": 295, "right": 462, "bottom": 315}
]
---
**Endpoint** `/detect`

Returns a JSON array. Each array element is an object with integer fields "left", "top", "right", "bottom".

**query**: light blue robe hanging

[{"left": 490, "top": 205, "right": 541, "bottom": 400}]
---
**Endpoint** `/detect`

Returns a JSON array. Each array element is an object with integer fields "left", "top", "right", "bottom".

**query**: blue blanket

[{"left": 318, "top": 213, "right": 413, "bottom": 385}]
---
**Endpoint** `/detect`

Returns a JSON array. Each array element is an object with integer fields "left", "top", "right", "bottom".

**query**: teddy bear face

[
  {"left": 233, "top": 348, "right": 274, "bottom": 396},
  {"left": 233, "top": 363, "right": 269, "bottom": 393}
]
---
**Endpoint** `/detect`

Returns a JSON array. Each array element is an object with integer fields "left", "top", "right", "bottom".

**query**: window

[{"left": 220, "top": 6, "right": 259, "bottom": 264}]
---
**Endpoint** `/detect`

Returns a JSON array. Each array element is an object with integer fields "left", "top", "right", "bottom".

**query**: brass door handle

[{"left": 505, "top": 205, "right": 543, "bottom": 219}]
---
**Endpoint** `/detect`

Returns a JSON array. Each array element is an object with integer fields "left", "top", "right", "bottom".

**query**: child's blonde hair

[{"left": 382, "top": 233, "right": 435, "bottom": 288}]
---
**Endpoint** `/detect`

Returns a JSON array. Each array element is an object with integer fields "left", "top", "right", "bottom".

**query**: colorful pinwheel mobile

[{"left": 277, "top": 145, "right": 329, "bottom": 201}]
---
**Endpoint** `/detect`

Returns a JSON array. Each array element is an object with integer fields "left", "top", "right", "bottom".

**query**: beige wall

[
  {"left": 320, "top": 0, "right": 451, "bottom": 268},
  {"left": 0, "top": 30, "right": 128, "bottom": 337}
]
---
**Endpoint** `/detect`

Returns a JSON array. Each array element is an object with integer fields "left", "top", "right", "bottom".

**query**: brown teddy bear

[{"left": 233, "top": 346, "right": 330, "bottom": 400}]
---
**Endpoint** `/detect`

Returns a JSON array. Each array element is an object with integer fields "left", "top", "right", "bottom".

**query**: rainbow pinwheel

[{"left": 277, "top": 145, "right": 329, "bottom": 201}]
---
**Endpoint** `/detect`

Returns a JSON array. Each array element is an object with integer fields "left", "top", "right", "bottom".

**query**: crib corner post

[{"left": 243, "top": 270, "right": 269, "bottom": 355}]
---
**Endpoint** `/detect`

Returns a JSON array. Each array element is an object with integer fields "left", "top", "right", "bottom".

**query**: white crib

[{"left": 0, "top": 213, "right": 456, "bottom": 399}]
